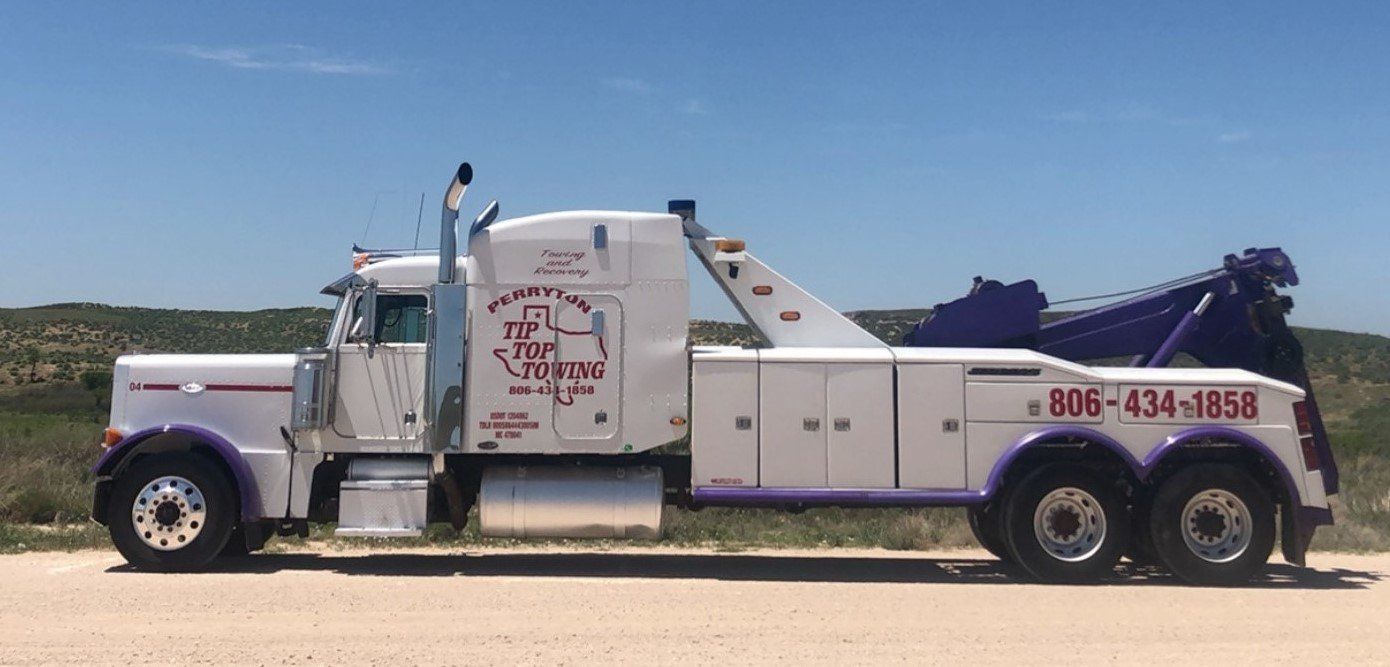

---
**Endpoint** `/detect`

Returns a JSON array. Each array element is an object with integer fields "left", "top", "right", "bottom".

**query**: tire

[
  {"left": 1149, "top": 464, "right": 1275, "bottom": 586},
  {"left": 108, "top": 453, "right": 237, "bottom": 572},
  {"left": 968, "top": 504, "right": 1011, "bottom": 562},
  {"left": 1001, "top": 464, "right": 1129, "bottom": 583}
]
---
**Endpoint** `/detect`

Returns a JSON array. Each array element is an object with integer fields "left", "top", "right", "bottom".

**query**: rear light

[
  {"left": 1292, "top": 401, "right": 1312, "bottom": 435},
  {"left": 101, "top": 427, "right": 123, "bottom": 448},
  {"left": 1292, "top": 401, "right": 1320, "bottom": 471},
  {"left": 1300, "top": 436, "right": 1321, "bottom": 472}
]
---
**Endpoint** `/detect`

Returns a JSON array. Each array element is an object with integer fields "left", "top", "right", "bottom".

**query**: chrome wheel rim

[
  {"left": 131, "top": 476, "right": 207, "bottom": 551},
  {"left": 1033, "top": 487, "right": 1107, "bottom": 562},
  {"left": 1181, "top": 488, "right": 1252, "bottom": 563}
]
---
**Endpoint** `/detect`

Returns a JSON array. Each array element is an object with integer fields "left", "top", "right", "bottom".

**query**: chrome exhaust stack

[
  {"left": 438, "top": 162, "right": 472, "bottom": 284},
  {"left": 426, "top": 162, "right": 473, "bottom": 452}
]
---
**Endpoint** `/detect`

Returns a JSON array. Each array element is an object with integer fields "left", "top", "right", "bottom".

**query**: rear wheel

[
  {"left": 968, "top": 504, "right": 1011, "bottom": 562},
  {"left": 1149, "top": 464, "right": 1275, "bottom": 586},
  {"left": 1001, "top": 464, "right": 1129, "bottom": 583},
  {"left": 108, "top": 454, "right": 237, "bottom": 572}
]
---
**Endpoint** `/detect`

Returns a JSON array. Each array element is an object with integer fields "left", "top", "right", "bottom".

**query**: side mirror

[{"left": 349, "top": 282, "right": 379, "bottom": 345}]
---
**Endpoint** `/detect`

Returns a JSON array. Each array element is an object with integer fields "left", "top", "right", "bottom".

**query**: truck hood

[{"left": 111, "top": 353, "right": 297, "bottom": 432}]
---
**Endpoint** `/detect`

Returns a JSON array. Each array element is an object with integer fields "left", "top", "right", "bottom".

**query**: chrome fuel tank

[{"left": 478, "top": 465, "right": 664, "bottom": 539}]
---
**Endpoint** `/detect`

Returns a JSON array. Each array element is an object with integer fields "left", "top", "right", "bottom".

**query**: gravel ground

[{"left": 2, "top": 546, "right": 1388, "bottom": 665}]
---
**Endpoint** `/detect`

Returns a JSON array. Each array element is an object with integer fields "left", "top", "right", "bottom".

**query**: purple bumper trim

[
  {"left": 92, "top": 424, "right": 264, "bottom": 521},
  {"left": 692, "top": 487, "right": 986, "bottom": 506}
]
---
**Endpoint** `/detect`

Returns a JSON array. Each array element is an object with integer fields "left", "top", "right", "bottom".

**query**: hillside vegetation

[{"left": 1, "top": 302, "right": 1388, "bottom": 552}]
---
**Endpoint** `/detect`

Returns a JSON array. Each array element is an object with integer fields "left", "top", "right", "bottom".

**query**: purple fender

[
  {"left": 985, "top": 424, "right": 1302, "bottom": 501},
  {"left": 93, "top": 424, "right": 264, "bottom": 521},
  {"left": 1139, "top": 425, "right": 1301, "bottom": 502},
  {"left": 979, "top": 425, "right": 1142, "bottom": 499}
]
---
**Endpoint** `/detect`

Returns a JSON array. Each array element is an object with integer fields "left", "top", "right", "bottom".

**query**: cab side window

[{"left": 371, "top": 294, "right": 429, "bottom": 344}]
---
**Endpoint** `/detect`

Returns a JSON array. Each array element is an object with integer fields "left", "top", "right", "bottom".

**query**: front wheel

[
  {"left": 1001, "top": 464, "right": 1129, "bottom": 583},
  {"left": 108, "top": 453, "right": 237, "bottom": 572},
  {"left": 1149, "top": 464, "right": 1275, "bottom": 586}
]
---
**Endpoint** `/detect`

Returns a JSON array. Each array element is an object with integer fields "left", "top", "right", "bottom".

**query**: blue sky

[{"left": 2, "top": 3, "right": 1388, "bottom": 334}]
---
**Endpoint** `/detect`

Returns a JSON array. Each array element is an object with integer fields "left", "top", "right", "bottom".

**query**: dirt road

[{"left": 2, "top": 546, "right": 1388, "bottom": 665}]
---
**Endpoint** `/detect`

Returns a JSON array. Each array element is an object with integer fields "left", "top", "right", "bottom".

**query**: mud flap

[
  {"left": 91, "top": 479, "right": 112, "bottom": 526},
  {"left": 1281, "top": 504, "right": 1334, "bottom": 567}
]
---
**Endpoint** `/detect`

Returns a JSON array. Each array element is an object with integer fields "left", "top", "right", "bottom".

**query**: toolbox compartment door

[
  {"left": 691, "top": 351, "right": 759, "bottom": 487},
  {"left": 759, "top": 362, "right": 828, "bottom": 487},
  {"left": 826, "top": 363, "right": 895, "bottom": 488}
]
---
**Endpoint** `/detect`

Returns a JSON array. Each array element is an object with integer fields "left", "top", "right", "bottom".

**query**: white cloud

[
  {"left": 601, "top": 77, "right": 653, "bottom": 94},
  {"left": 1217, "top": 130, "right": 1252, "bottom": 144},
  {"left": 1043, "top": 103, "right": 1200, "bottom": 127},
  {"left": 681, "top": 98, "right": 710, "bottom": 115},
  {"left": 162, "top": 44, "right": 392, "bottom": 76}
]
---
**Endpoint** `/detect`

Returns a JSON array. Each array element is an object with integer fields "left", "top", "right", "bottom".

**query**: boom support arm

[{"left": 673, "top": 200, "right": 886, "bottom": 349}]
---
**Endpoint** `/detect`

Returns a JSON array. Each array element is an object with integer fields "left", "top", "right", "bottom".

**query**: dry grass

[{"left": 0, "top": 412, "right": 99, "bottom": 524}]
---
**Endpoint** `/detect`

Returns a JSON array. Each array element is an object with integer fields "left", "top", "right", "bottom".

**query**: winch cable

[{"left": 1047, "top": 269, "right": 1223, "bottom": 308}]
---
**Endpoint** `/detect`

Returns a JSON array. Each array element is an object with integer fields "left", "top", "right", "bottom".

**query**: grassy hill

[{"left": 2, "top": 302, "right": 1388, "bottom": 552}]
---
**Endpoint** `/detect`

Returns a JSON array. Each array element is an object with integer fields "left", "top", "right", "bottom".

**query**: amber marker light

[
  {"left": 752, "top": 285, "right": 773, "bottom": 295},
  {"left": 101, "top": 427, "right": 123, "bottom": 448},
  {"left": 670, "top": 417, "right": 687, "bottom": 426},
  {"left": 780, "top": 311, "right": 801, "bottom": 321},
  {"left": 714, "top": 239, "right": 746, "bottom": 252}
]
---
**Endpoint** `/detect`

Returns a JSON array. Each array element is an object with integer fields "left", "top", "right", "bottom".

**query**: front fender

[{"left": 92, "top": 424, "right": 264, "bottom": 522}]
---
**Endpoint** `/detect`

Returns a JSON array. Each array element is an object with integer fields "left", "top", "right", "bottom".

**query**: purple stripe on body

[{"left": 692, "top": 487, "right": 986, "bottom": 507}]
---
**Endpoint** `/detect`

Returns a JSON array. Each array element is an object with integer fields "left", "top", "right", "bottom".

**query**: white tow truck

[{"left": 92, "top": 162, "right": 1335, "bottom": 584}]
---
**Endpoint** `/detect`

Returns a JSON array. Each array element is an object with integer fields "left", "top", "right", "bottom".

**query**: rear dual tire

[
  {"left": 1001, "top": 464, "right": 1129, "bottom": 583},
  {"left": 1148, "top": 464, "right": 1275, "bottom": 586},
  {"left": 967, "top": 504, "right": 1011, "bottom": 563}
]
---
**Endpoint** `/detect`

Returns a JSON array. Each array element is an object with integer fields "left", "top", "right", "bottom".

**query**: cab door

[
  {"left": 332, "top": 292, "right": 429, "bottom": 443},
  {"left": 551, "top": 295, "right": 622, "bottom": 441}
]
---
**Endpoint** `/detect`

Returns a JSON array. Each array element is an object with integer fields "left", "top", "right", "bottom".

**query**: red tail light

[
  {"left": 1300, "top": 436, "right": 1321, "bottom": 471},
  {"left": 1292, "top": 401, "right": 1312, "bottom": 435}
]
